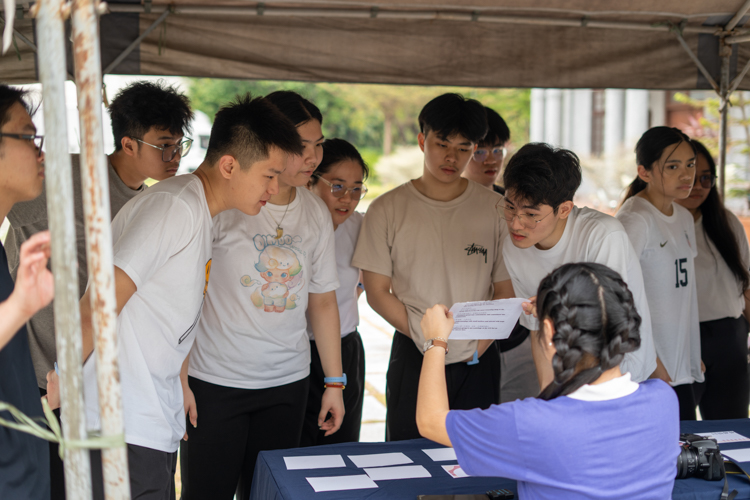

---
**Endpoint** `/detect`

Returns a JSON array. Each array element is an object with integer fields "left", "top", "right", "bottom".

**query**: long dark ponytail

[
  {"left": 536, "top": 263, "right": 642, "bottom": 400},
  {"left": 621, "top": 126, "right": 692, "bottom": 203},
  {"left": 692, "top": 140, "right": 750, "bottom": 293}
]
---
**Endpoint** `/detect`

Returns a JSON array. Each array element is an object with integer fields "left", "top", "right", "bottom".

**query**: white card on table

[
  {"left": 306, "top": 474, "right": 378, "bottom": 492},
  {"left": 422, "top": 448, "right": 457, "bottom": 461},
  {"left": 448, "top": 298, "right": 527, "bottom": 340},
  {"left": 722, "top": 448, "right": 750, "bottom": 463},
  {"left": 284, "top": 454, "right": 345, "bottom": 470},
  {"left": 701, "top": 431, "right": 750, "bottom": 444},
  {"left": 443, "top": 464, "right": 470, "bottom": 478},
  {"left": 348, "top": 452, "right": 413, "bottom": 468},
  {"left": 364, "top": 465, "right": 431, "bottom": 481}
]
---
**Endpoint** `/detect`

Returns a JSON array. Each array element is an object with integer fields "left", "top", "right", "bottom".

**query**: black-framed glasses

[
  {"left": 473, "top": 146, "right": 506, "bottom": 163},
  {"left": 314, "top": 174, "right": 368, "bottom": 200},
  {"left": 0, "top": 132, "right": 44, "bottom": 157},
  {"left": 695, "top": 173, "right": 716, "bottom": 189},
  {"left": 134, "top": 137, "right": 193, "bottom": 162},
  {"left": 496, "top": 200, "right": 554, "bottom": 228}
]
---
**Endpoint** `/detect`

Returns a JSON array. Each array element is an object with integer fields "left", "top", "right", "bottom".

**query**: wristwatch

[{"left": 423, "top": 338, "right": 449, "bottom": 354}]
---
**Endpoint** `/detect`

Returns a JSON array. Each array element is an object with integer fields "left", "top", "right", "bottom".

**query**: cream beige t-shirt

[{"left": 352, "top": 180, "right": 511, "bottom": 364}]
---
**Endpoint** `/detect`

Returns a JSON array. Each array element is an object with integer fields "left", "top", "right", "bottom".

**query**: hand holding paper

[
  {"left": 420, "top": 304, "right": 455, "bottom": 341},
  {"left": 448, "top": 298, "right": 527, "bottom": 340}
]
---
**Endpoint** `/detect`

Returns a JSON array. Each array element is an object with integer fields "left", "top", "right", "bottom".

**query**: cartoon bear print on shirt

[{"left": 240, "top": 234, "right": 305, "bottom": 313}]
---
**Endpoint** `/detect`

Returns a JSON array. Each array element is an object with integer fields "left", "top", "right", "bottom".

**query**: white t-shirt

[
  {"left": 502, "top": 206, "right": 657, "bottom": 383},
  {"left": 83, "top": 174, "right": 213, "bottom": 453},
  {"left": 307, "top": 211, "right": 363, "bottom": 340},
  {"left": 189, "top": 188, "right": 339, "bottom": 390},
  {"left": 694, "top": 211, "right": 750, "bottom": 322},
  {"left": 616, "top": 196, "right": 703, "bottom": 386}
]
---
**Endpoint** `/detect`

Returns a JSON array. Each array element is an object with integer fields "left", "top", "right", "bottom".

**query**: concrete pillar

[
  {"left": 544, "top": 88, "right": 562, "bottom": 147},
  {"left": 530, "top": 88, "right": 545, "bottom": 143},
  {"left": 570, "top": 89, "right": 593, "bottom": 158},
  {"left": 624, "top": 89, "right": 650, "bottom": 151},
  {"left": 561, "top": 90, "right": 573, "bottom": 150},
  {"left": 649, "top": 90, "right": 666, "bottom": 128},
  {"left": 604, "top": 89, "right": 625, "bottom": 158}
]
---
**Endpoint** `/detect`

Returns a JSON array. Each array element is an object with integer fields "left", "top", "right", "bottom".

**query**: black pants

[
  {"left": 301, "top": 331, "right": 365, "bottom": 446},
  {"left": 91, "top": 444, "right": 177, "bottom": 500},
  {"left": 386, "top": 331, "right": 500, "bottom": 442},
  {"left": 39, "top": 387, "right": 66, "bottom": 500},
  {"left": 694, "top": 316, "right": 750, "bottom": 419},
  {"left": 673, "top": 383, "right": 697, "bottom": 421},
  {"left": 180, "top": 376, "right": 309, "bottom": 500}
]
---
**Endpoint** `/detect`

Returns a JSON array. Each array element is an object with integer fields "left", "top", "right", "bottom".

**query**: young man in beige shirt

[{"left": 353, "top": 93, "right": 514, "bottom": 441}]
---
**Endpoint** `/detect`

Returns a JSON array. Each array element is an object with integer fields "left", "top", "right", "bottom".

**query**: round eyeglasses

[
  {"left": 314, "top": 174, "right": 368, "bottom": 200},
  {"left": 134, "top": 137, "right": 193, "bottom": 162},
  {"left": 473, "top": 147, "right": 506, "bottom": 163},
  {"left": 497, "top": 201, "right": 554, "bottom": 228},
  {"left": 694, "top": 173, "right": 716, "bottom": 189}
]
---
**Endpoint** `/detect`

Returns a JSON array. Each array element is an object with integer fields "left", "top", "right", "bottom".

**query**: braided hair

[{"left": 536, "top": 263, "right": 642, "bottom": 400}]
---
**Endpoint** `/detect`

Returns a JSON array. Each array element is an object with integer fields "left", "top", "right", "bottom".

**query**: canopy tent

[{"left": 4, "top": 1, "right": 750, "bottom": 90}]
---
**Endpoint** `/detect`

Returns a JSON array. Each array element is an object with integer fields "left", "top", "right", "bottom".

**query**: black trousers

[
  {"left": 39, "top": 387, "right": 66, "bottom": 500},
  {"left": 180, "top": 376, "right": 309, "bottom": 500},
  {"left": 673, "top": 383, "right": 697, "bottom": 421},
  {"left": 301, "top": 330, "right": 365, "bottom": 446},
  {"left": 385, "top": 331, "right": 500, "bottom": 442},
  {"left": 694, "top": 316, "right": 750, "bottom": 419},
  {"left": 91, "top": 444, "right": 177, "bottom": 500}
]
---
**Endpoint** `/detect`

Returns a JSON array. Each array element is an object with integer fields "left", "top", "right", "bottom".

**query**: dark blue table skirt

[{"left": 250, "top": 419, "right": 750, "bottom": 500}]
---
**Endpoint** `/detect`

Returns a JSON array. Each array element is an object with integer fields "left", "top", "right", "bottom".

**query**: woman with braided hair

[{"left": 416, "top": 263, "right": 679, "bottom": 499}]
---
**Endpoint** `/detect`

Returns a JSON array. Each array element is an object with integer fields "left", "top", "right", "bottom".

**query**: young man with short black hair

[
  {"left": 461, "top": 106, "right": 510, "bottom": 193},
  {"left": 0, "top": 84, "right": 53, "bottom": 499},
  {"left": 353, "top": 93, "right": 514, "bottom": 441},
  {"left": 500, "top": 143, "right": 657, "bottom": 392}
]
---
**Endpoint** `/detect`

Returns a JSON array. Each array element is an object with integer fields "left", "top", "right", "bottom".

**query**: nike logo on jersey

[{"left": 660, "top": 241, "right": 667, "bottom": 247}]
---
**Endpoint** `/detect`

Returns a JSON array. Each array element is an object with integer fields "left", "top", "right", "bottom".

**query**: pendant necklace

[{"left": 267, "top": 188, "right": 294, "bottom": 239}]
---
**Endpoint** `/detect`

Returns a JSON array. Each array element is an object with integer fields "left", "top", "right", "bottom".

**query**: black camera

[{"left": 676, "top": 433, "right": 725, "bottom": 480}]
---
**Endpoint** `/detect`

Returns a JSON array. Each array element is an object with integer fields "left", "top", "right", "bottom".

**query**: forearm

[
  {"left": 0, "top": 294, "right": 31, "bottom": 351},
  {"left": 181, "top": 354, "right": 190, "bottom": 388},
  {"left": 309, "top": 293, "right": 343, "bottom": 378},
  {"left": 416, "top": 345, "right": 452, "bottom": 446},
  {"left": 366, "top": 288, "right": 410, "bottom": 334}
]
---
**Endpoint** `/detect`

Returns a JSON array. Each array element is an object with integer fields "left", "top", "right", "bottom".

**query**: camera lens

[{"left": 676, "top": 446, "right": 698, "bottom": 479}]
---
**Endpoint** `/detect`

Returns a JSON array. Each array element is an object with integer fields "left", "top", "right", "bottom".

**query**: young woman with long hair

[
  {"left": 675, "top": 139, "right": 750, "bottom": 419},
  {"left": 416, "top": 263, "right": 678, "bottom": 498},
  {"left": 615, "top": 126, "right": 703, "bottom": 420}
]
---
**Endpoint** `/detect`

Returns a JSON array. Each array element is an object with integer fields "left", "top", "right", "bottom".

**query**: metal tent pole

[
  {"left": 33, "top": 0, "right": 92, "bottom": 497},
  {"left": 69, "top": 0, "right": 131, "bottom": 498},
  {"left": 718, "top": 40, "right": 731, "bottom": 200}
]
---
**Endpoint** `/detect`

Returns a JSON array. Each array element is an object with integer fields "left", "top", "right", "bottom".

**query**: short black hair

[
  {"left": 204, "top": 93, "right": 303, "bottom": 169},
  {"left": 418, "top": 93, "right": 487, "bottom": 144},
  {"left": 0, "top": 84, "right": 28, "bottom": 132},
  {"left": 108, "top": 80, "right": 193, "bottom": 151},
  {"left": 265, "top": 90, "right": 323, "bottom": 127},
  {"left": 503, "top": 143, "right": 581, "bottom": 209},
  {"left": 480, "top": 107, "right": 510, "bottom": 147},
  {"left": 310, "top": 138, "right": 369, "bottom": 186}
]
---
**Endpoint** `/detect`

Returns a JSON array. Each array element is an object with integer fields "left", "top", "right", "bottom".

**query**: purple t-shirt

[{"left": 446, "top": 379, "right": 679, "bottom": 500}]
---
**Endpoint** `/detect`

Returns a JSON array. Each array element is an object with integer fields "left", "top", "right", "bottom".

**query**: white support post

[
  {"left": 69, "top": 0, "right": 131, "bottom": 498},
  {"left": 34, "top": 0, "right": 92, "bottom": 498},
  {"left": 718, "top": 41, "right": 732, "bottom": 200}
]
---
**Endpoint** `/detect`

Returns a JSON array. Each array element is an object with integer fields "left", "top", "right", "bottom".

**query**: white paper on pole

[
  {"left": 721, "top": 448, "right": 750, "bottom": 462},
  {"left": 422, "top": 448, "right": 458, "bottom": 461},
  {"left": 348, "top": 452, "right": 413, "bottom": 468},
  {"left": 364, "top": 465, "right": 431, "bottom": 481},
  {"left": 306, "top": 474, "right": 378, "bottom": 492},
  {"left": 448, "top": 298, "right": 528, "bottom": 340},
  {"left": 284, "top": 454, "right": 345, "bottom": 470}
]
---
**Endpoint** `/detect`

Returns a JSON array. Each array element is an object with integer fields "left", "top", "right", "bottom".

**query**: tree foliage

[{"left": 188, "top": 78, "right": 530, "bottom": 155}]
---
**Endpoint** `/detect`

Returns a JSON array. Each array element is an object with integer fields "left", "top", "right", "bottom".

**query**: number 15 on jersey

[{"left": 675, "top": 258, "right": 688, "bottom": 288}]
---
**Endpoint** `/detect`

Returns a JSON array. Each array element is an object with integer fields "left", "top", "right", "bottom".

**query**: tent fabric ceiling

[{"left": 3, "top": 0, "right": 750, "bottom": 90}]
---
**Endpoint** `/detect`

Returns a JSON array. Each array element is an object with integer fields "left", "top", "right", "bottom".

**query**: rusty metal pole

[
  {"left": 33, "top": 0, "right": 93, "bottom": 498},
  {"left": 69, "top": 1, "right": 131, "bottom": 498},
  {"left": 718, "top": 40, "right": 731, "bottom": 200}
]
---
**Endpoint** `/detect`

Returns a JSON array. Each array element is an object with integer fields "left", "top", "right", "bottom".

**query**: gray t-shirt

[{"left": 6, "top": 154, "right": 144, "bottom": 389}]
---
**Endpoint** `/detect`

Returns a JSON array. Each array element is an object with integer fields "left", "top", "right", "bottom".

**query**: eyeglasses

[
  {"left": 694, "top": 173, "right": 716, "bottom": 189},
  {"left": 133, "top": 137, "right": 193, "bottom": 162},
  {"left": 0, "top": 132, "right": 44, "bottom": 157},
  {"left": 473, "top": 147, "right": 506, "bottom": 163},
  {"left": 497, "top": 201, "right": 554, "bottom": 228},
  {"left": 314, "top": 174, "right": 368, "bottom": 200}
]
